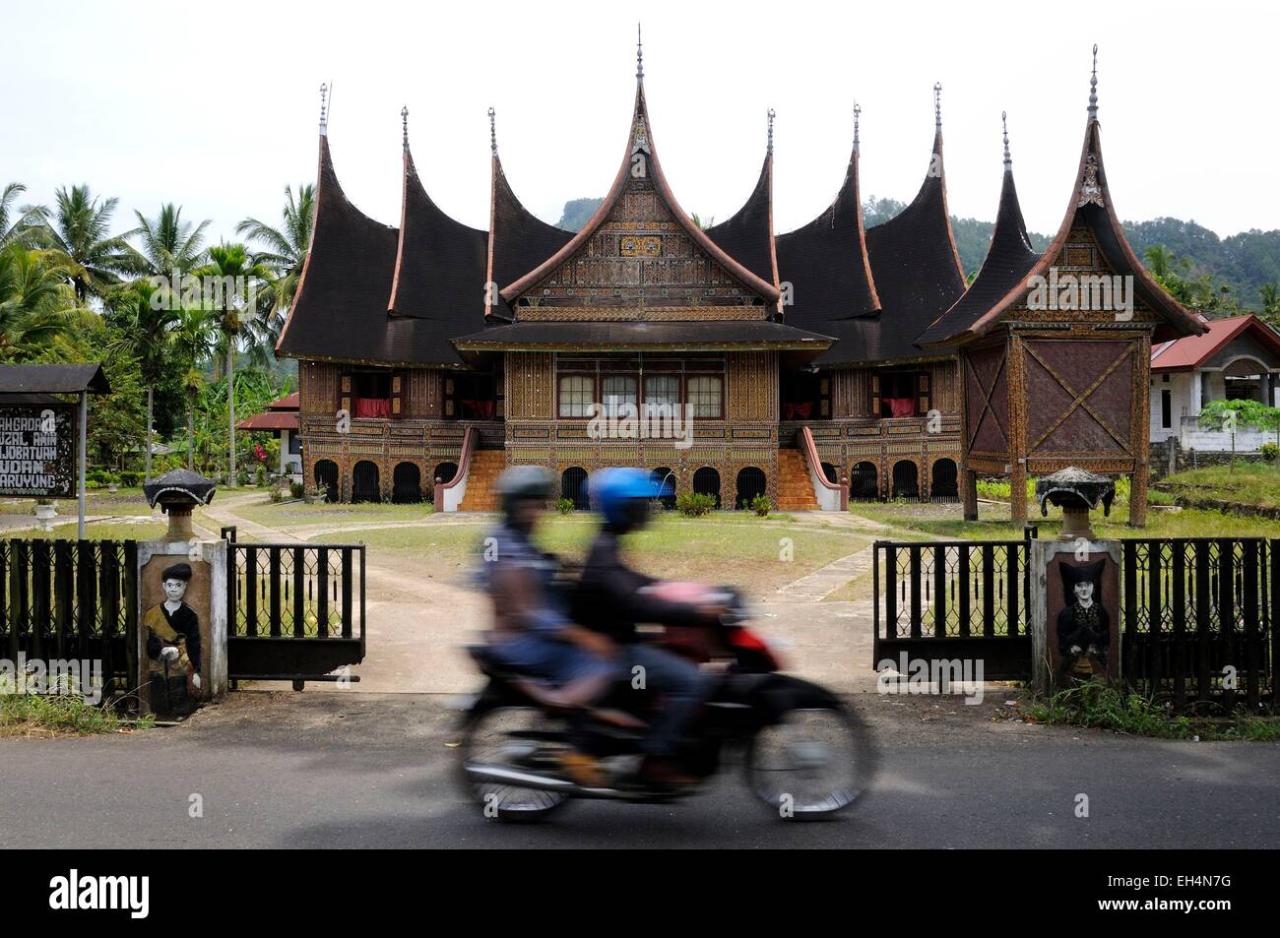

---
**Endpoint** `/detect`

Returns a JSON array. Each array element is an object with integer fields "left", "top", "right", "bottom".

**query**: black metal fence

[
  {"left": 1121, "top": 538, "right": 1276, "bottom": 707},
  {"left": 226, "top": 542, "right": 365, "bottom": 681},
  {"left": 874, "top": 533, "right": 1278, "bottom": 707},
  {"left": 0, "top": 538, "right": 139, "bottom": 698},
  {"left": 873, "top": 537, "right": 1033, "bottom": 679}
]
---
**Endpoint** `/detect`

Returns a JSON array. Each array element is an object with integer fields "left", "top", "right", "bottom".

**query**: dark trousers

[{"left": 626, "top": 644, "right": 713, "bottom": 757}]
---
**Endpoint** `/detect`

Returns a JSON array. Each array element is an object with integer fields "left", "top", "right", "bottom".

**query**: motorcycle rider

[
  {"left": 475, "top": 466, "right": 620, "bottom": 782},
  {"left": 576, "top": 468, "right": 723, "bottom": 787}
]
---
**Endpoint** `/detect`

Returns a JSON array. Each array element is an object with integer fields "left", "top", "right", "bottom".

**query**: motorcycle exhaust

[{"left": 466, "top": 763, "right": 577, "bottom": 792}]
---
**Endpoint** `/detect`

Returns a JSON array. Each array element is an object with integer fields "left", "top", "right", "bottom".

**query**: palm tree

[
  {"left": 128, "top": 203, "right": 210, "bottom": 277},
  {"left": 108, "top": 280, "right": 179, "bottom": 481},
  {"left": 196, "top": 243, "right": 270, "bottom": 483},
  {"left": 1, "top": 183, "right": 46, "bottom": 250},
  {"left": 1260, "top": 283, "right": 1280, "bottom": 322},
  {"left": 171, "top": 306, "right": 219, "bottom": 469},
  {"left": 33, "top": 185, "right": 137, "bottom": 302},
  {"left": 236, "top": 183, "right": 314, "bottom": 317},
  {"left": 0, "top": 247, "right": 75, "bottom": 360}
]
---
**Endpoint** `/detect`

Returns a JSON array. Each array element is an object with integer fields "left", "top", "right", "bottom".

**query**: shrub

[
  {"left": 118, "top": 470, "right": 141, "bottom": 487},
  {"left": 290, "top": 481, "right": 305, "bottom": 499},
  {"left": 1262, "top": 442, "right": 1279, "bottom": 462},
  {"left": 749, "top": 493, "right": 772, "bottom": 517},
  {"left": 676, "top": 492, "right": 716, "bottom": 517},
  {"left": 554, "top": 497, "right": 575, "bottom": 515}
]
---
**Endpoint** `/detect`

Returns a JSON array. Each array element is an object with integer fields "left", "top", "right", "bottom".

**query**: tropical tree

[
  {"left": 127, "top": 203, "right": 210, "bottom": 277},
  {"left": 196, "top": 243, "right": 270, "bottom": 482},
  {"left": 32, "top": 185, "right": 136, "bottom": 302},
  {"left": 1198, "top": 398, "right": 1280, "bottom": 464},
  {"left": 0, "top": 247, "right": 75, "bottom": 361},
  {"left": 1, "top": 183, "right": 45, "bottom": 250},
  {"left": 171, "top": 306, "right": 219, "bottom": 469},
  {"left": 1260, "top": 283, "right": 1280, "bottom": 328},
  {"left": 107, "top": 279, "right": 180, "bottom": 481},
  {"left": 236, "top": 183, "right": 314, "bottom": 311}
]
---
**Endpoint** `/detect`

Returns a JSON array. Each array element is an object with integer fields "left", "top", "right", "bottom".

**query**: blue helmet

[{"left": 589, "top": 468, "right": 659, "bottom": 529}]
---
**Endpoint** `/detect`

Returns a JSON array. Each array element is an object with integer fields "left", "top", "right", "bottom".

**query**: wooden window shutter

[
  {"left": 443, "top": 375, "right": 455, "bottom": 418},
  {"left": 391, "top": 372, "right": 404, "bottom": 417},
  {"left": 338, "top": 372, "right": 352, "bottom": 415},
  {"left": 917, "top": 371, "right": 931, "bottom": 415},
  {"left": 869, "top": 373, "right": 881, "bottom": 417},
  {"left": 819, "top": 376, "right": 831, "bottom": 418}
]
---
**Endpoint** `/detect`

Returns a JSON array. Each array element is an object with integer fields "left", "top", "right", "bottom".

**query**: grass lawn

[
  {"left": 12, "top": 520, "right": 169, "bottom": 541},
  {"left": 344, "top": 512, "right": 869, "bottom": 598},
  {"left": 1153, "top": 463, "right": 1280, "bottom": 512},
  {"left": 232, "top": 498, "right": 435, "bottom": 531},
  {"left": 846, "top": 499, "right": 1280, "bottom": 541}
]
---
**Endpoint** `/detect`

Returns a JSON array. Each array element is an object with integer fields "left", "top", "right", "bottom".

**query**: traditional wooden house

[{"left": 277, "top": 43, "right": 1199, "bottom": 521}]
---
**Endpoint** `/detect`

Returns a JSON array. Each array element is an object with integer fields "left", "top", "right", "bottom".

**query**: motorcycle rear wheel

[
  {"left": 744, "top": 704, "right": 873, "bottom": 819},
  {"left": 459, "top": 703, "right": 572, "bottom": 822}
]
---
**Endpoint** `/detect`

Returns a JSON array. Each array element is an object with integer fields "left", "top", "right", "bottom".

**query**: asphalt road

[{"left": 1, "top": 691, "right": 1278, "bottom": 849}]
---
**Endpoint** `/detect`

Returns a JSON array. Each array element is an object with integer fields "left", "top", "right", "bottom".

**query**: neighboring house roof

[
  {"left": 266, "top": 392, "right": 299, "bottom": 411},
  {"left": 237, "top": 411, "right": 299, "bottom": 432},
  {"left": 1150, "top": 314, "right": 1280, "bottom": 371}
]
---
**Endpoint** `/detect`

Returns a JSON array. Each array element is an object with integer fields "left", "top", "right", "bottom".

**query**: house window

[
  {"left": 644, "top": 375, "right": 680, "bottom": 415},
  {"left": 1161, "top": 389, "right": 1172, "bottom": 429},
  {"left": 878, "top": 370, "right": 919, "bottom": 419},
  {"left": 558, "top": 375, "right": 594, "bottom": 417},
  {"left": 687, "top": 376, "right": 723, "bottom": 418},
  {"left": 601, "top": 375, "right": 638, "bottom": 416},
  {"left": 353, "top": 372, "right": 392, "bottom": 419}
]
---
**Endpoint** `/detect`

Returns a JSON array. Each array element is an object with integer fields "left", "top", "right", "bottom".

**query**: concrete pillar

[{"left": 962, "top": 469, "right": 978, "bottom": 521}]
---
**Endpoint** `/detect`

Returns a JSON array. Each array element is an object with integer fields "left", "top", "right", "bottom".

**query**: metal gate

[{"left": 226, "top": 538, "right": 366, "bottom": 687}]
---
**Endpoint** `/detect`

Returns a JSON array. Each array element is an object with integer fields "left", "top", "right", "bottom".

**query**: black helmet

[{"left": 496, "top": 465, "right": 555, "bottom": 518}]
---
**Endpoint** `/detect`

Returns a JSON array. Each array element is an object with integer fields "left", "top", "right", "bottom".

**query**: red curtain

[
  {"left": 782, "top": 402, "right": 813, "bottom": 420},
  {"left": 354, "top": 398, "right": 391, "bottom": 418},
  {"left": 884, "top": 397, "right": 915, "bottom": 418}
]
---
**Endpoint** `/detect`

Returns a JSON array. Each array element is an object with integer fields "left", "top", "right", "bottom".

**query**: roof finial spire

[
  {"left": 400, "top": 105, "right": 409, "bottom": 149},
  {"left": 853, "top": 101, "right": 861, "bottom": 154},
  {"left": 767, "top": 107, "right": 775, "bottom": 153},
  {"left": 934, "top": 81, "right": 942, "bottom": 130},
  {"left": 319, "top": 82, "right": 328, "bottom": 135},
  {"left": 1088, "top": 44, "right": 1099, "bottom": 120},
  {"left": 1002, "top": 111, "right": 1011, "bottom": 170},
  {"left": 487, "top": 106, "right": 496, "bottom": 154},
  {"left": 636, "top": 22, "right": 644, "bottom": 80}
]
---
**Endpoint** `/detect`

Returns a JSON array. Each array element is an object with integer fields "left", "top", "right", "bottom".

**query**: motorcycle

[{"left": 457, "top": 587, "right": 876, "bottom": 822}]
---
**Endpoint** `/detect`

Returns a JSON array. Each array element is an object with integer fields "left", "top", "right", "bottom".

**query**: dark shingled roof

[
  {"left": 705, "top": 152, "right": 778, "bottom": 291},
  {"left": 0, "top": 363, "right": 111, "bottom": 394},
  {"left": 389, "top": 148, "right": 489, "bottom": 335},
  {"left": 276, "top": 135, "right": 401, "bottom": 363},
  {"left": 853, "top": 128, "right": 967, "bottom": 363},
  {"left": 916, "top": 159, "right": 1038, "bottom": 347},
  {"left": 487, "top": 155, "right": 574, "bottom": 321},
  {"left": 775, "top": 138, "right": 880, "bottom": 336}
]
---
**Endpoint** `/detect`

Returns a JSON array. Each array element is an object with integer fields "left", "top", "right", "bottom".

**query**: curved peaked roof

[
  {"left": 920, "top": 109, "right": 1206, "bottom": 348},
  {"left": 705, "top": 150, "right": 780, "bottom": 297},
  {"left": 863, "top": 126, "right": 967, "bottom": 351},
  {"left": 276, "top": 134, "right": 400, "bottom": 363},
  {"left": 775, "top": 131, "right": 881, "bottom": 333},
  {"left": 916, "top": 149, "right": 1038, "bottom": 347},
  {"left": 389, "top": 146, "right": 488, "bottom": 326},
  {"left": 486, "top": 152, "right": 574, "bottom": 321},
  {"left": 499, "top": 79, "right": 780, "bottom": 304}
]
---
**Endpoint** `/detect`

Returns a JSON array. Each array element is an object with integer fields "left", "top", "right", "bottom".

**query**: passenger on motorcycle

[
  {"left": 576, "top": 468, "right": 725, "bottom": 787},
  {"left": 474, "top": 466, "right": 620, "bottom": 714}
]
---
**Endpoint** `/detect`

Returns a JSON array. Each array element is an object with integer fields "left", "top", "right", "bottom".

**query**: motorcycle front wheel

[
  {"left": 458, "top": 702, "right": 572, "bottom": 823},
  {"left": 744, "top": 704, "right": 874, "bottom": 819}
]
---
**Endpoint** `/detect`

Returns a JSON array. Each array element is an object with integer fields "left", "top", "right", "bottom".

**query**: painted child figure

[
  {"left": 144, "top": 561, "right": 204, "bottom": 717},
  {"left": 1055, "top": 559, "right": 1110, "bottom": 685}
]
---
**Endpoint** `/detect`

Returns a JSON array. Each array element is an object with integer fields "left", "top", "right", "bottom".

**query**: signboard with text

[{"left": 0, "top": 403, "right": 76, "bottom": 498}]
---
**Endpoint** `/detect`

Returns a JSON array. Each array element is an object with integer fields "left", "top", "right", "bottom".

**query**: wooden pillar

[
  {"left": 962, "top": 469, "right": 978, "bottom": 521},
  {"left": 1008, "top": 334, "right": 1028, "bottom": 525},
  {"left": 1130, "top": 334, "right": 1152, "bottom": 528}
]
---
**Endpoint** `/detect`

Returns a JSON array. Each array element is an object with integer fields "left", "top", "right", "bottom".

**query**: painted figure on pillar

[
  {"left": 144, "top": 561, "right": 204, "bottom": 717},
  {"left": 1053, "top": 558, "right": 1111, "bottom": 684}
]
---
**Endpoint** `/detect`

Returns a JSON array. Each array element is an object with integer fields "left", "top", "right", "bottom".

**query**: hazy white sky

[{"left": 5, "top": 0, "right": 1277, "bottom": 246}]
